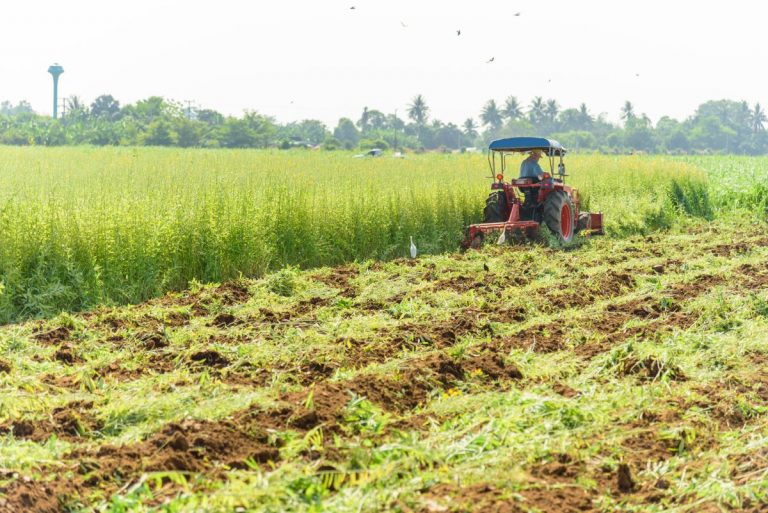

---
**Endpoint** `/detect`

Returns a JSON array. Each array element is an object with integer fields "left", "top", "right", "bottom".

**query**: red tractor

[{"left": 462, "top": 137, "right": 603, "bottom": 248}]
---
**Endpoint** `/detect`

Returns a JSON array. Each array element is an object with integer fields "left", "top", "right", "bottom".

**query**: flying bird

[
  {"left": 410, "top": 237, "right": 418, "bottom": 259},
  {"left": 401, "top": 21, "right": 408, "bottom": 28},
  {"left": 457, "top": 29, "right": 461, "bottom": 36},
  {"left": 486, "top": 57, "right": 495, "bottom": 63},
  {"left": 514, "top": 12, "right": 521, "bottom": 16},
  {"left": 349, "top": 5, "right": 356, "bottom": 9}
]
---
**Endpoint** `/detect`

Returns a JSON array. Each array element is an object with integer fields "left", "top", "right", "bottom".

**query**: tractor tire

[
  {"left": 543, "top": 191, "right": 576, "bottom": 243},
  {"left": 484, "top": 191, "right": 508, "bottom": 223}
]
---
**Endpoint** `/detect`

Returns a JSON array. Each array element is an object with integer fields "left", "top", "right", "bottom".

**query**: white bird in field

[{"left": 410, "top": 237, "right": 418, "bottom": 259}]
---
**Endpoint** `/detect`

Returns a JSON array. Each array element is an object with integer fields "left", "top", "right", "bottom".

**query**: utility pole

[
  {"left": 184, "top": 100, "right": 195, "bottom": 120},
  {"left": 48, "top": 63, "right": 64, "bottom": 119}
]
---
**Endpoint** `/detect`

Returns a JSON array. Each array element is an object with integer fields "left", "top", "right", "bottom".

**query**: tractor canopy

[{"left": 488, "top": 137, "right": 566, "bottom": 156}]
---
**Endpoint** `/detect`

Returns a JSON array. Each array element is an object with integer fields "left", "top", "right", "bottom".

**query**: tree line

[{"left": 1, "top": 94, "right": 766, "bottom": 154}]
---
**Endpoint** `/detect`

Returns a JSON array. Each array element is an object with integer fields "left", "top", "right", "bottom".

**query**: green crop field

[
  {"left": 0, "top": 147, "right": 734, "bottom": 324},
  {"left": 0, "top": 149, "right": 767, "bottom": 513}
]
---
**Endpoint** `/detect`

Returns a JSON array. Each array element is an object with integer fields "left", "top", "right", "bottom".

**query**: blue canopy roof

[{"left": 488, "top": 137, "right": 566, "bottom": 156}]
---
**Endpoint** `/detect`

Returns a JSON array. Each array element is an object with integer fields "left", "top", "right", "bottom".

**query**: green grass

[{"left": 0, "top": 147, "right": 724, "bottom": 323}]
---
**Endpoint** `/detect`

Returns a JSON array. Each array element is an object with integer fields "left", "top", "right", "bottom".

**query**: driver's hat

[{"left": 529, "top": 149, "right": 543, "bottom": 157}]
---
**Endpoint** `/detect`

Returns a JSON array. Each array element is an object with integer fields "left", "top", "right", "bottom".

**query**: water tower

[{"left": 47, "top": 63, "right": 64, "bottom": 119}]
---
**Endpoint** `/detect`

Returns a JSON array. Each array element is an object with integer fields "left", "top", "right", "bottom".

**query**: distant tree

[
  {"left": 298, "top": 120, "right": 329, "bottom": 145},
  {"left": 432, "top": 122, "right": 464, "bottom": 149},
  {"left": 667, "top": 130, "right": 691, "bottom": 152},
  {"left": 0, "top": 100, "right": 34, "bottom": 116},
  {"left": 502, "top": 96, "right": 522, "bottom": 121},
  {"left": 386, "top": 113, "right": 405, "bottom": 131},
  {"left": 124, "top": 96, "right": 172, "bottom": 123},
  {"left": 528, "top": 97, "right": 546, "bottom": 128},
  {"left": 333, "top": 117, "right": 360, "bottom": 149},
  {"left": 218, "top": 118, "right": 257, "bottom": 148},
  {"left": 277, "top": 119, "right": 328, "bottom": 145},
  {"left": 407, "top": 95, "right": 429, "bottom": 126},
  {"left": 366, "top": 110, "right": 387, "bottom": 131},
  {"left": 552, "top": 130, "right": 596, "bottom": 150},
  {"left": 141, "top": 119, "right": 175, "bottom": 146},
  {"left": 173, "top": 118, "right": 202, "bottom": 147},
  {"left": 64, "top": 96, "right": 89, "bottom": 122},
  {"left": 242, "top": 111, "right": 276, "bottom": 147},
  {"left": 86, "top": 120, "right": 121, "bottom": 146},
  {"left": 463, "top": 118, "right": 478, "bottom": 138},
  {"left": 322, "top": 136, "right": 342, "bottom": 150},
  {"left": 557, "top": 109, "right": 582, "bottom": 132},
  {"left": 90, "top": 95, "right": 121, "bottom": 120},
  {"left": 690, "top": 115, "right": 736, "bottom": 151},
  {"left": 196, "top": 109, "right": 225, "bottom": 126},
  {"left": 480, "top": 100, "right": 503, "bottom": 131},
  {"left": 624, "top": 120, "right": 656, "bottom": 152},
  {"left": 621, "top": 101, "right": 636, "bottom": 124},
  {"left": 578, "top": 103, "right": 593, "bottom": 128},
  {"left": 545, "top": 99, "right": 559, "bottom": 124},
  {"left": 357, "top": 106, "right": 371, "bottom": 133},
  {"left": 736, "top": 101, "right": 752, "bottom": 132},
  {"left": 750, "top": 103, "right": 766, "bottom": 133}
]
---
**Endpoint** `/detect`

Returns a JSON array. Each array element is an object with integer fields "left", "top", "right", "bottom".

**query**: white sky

[{"left": 1, "top": 0, "right": 766, "bottom": 127}]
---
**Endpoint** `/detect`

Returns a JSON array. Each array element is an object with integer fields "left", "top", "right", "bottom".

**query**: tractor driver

[
  {"left": 519, "top": 149, "right": 544, "bottom": 205},
  {"left": 519, "top": 149, "right": 544, "bottom": 181}
]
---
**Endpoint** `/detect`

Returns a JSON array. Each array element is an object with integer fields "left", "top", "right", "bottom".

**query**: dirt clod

[
  {"left": 53, "top": 347, "right": 76, "bottom": 365},
  {"left": 138, "top": 331, "right": 168, "bottom": 350},
  {"left": 11, "top": 420, "right": 35, "bottom": 438},
  {"left": 189, "top": 350, "right": 230, "bottom": 368},
  {"left": 167, "top": 430, "right": 190, "bottom": 451},
  {"left": 211, "top": 313, "right": 238, "bottom": 327},
  {"left": 34, "top": 326, "right": 70, "bottom": 344},
  {"left": 617, "top": 463, "right": 636, "bottom": 492}
]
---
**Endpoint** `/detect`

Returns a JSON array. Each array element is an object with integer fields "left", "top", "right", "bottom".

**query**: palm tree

[
  {"left": 738, "top": 101, "right": 751, "bottom": 129},
  {"left": 357, "top": 106, "right": 370, "bottom": 133},
  {"left": 545, "top": 99, "right": 559, "bottom": 123},
  {"left": 750, "top": 103, "right": 766, "bottom": 133},
  {"left": 503, "top": 96, "right": 522, "bottom": 121},
  {"left": 463, "top": 118, "right": 478, "bottom": 138},
  {"left": 621, "top": 101, "right": 636, "bottom": 123},
  {"left": 528, "top": 97, "right": 546, "bottom": 127},
  {"left": 407, "top": 95, "right": 429, "bottom": 126},
  {"left": 480, "top": 100, "right": 503, "bottom": 131},
  {"left": 64, "top": 95, "right": 89, "bottom": 122},
  {"left": 578, "top": 103, "right": 593, "bottom": 129}
]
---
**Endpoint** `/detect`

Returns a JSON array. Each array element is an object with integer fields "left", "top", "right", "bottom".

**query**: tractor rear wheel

[
  {"left": 484, "top": 191, "right": 508, "bottom": 223},
  {"left": 543, "top": 191, "right": 576, "bottom": 243}
]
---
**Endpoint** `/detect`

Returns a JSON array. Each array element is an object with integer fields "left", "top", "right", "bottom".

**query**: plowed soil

[{"left": 1, "top": 225, "right": 768, "bottom": 512}]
